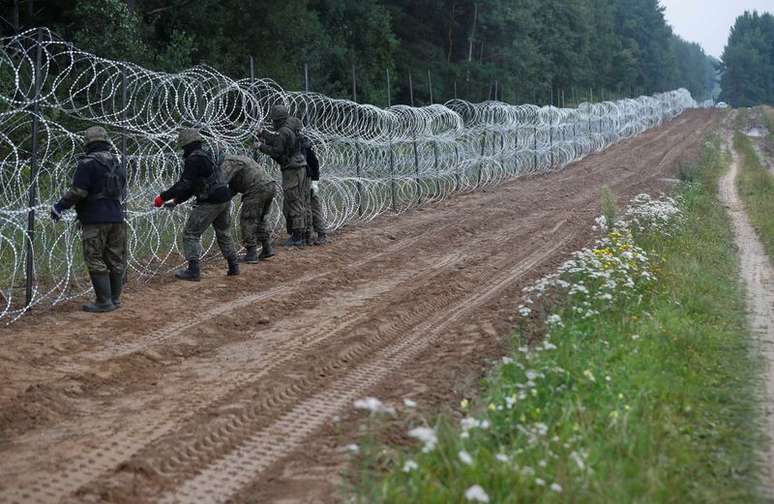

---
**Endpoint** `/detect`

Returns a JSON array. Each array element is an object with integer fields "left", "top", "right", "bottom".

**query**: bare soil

[{"left": 0, "top": 110, "right": 716, "bottom": 504}]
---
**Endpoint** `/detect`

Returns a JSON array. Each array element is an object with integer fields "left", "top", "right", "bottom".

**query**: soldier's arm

[
  {"left": 160, "top": 157, "right": 200, "bottom": 204},
  {"left": 258, "top": 129, "right": 290, "bottom": 158},
  {"left": 306, "top": 147, "right": 320, "bottom": 181},
  {"left": 56, "top": 160, "right": 91, "bottom": 209}
]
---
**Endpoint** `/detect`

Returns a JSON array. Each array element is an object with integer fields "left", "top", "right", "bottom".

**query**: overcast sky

[{"left": 660, "top": 0, "right": 774, "bottom": 59}]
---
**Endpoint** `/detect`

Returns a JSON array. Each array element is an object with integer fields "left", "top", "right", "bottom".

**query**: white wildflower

[
  {"left": 496, "top": 453, "right": 510, "bottom": 463},
  {"left": 458, "top": 450, "right": 474, "bottom": 466},
  {"left": 465, "top": 485, "right": 490, "bottom": 503},
  {"left": 402, "top": 460, "right": 419, "bottom": 472},
  {"left": 403, "top": 398, "right": 417, "bottom": 408},
  {"left": 551, "top": 483, "right": 563, "bottom": 493},
  {"left": 535, "top": 478, "right": 546, "bottom": 486},
  {"left": 408, "top": 427, "right": 438, "bottom": 453},
  {"left": 353, "top": 397, "right": 395, "bottom": 415},
  {"left": 546, "top": 314, "right": 563, "bottom": 327}
]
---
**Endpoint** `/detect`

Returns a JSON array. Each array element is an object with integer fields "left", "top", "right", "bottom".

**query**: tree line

[
  {"left": 720, "top": 10, "right": 774, "bottom": 107},
  {"left": 5, "top": 0, "right": 718, "bottom": 107}
]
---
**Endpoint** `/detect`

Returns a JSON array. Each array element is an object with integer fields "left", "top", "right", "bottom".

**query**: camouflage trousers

[
  {"left": 182, "top": 201, "right": 236, "bottom": 261},
  {"left": 305, "top": 177, "right": 327, "bottom": 235},
  {"left": 281, "top": 166, "right": 308, "bottom": 232},
  {"left": 240, "top": 184, "right": 277, "bottom": 247},
  {"left": 82, "top": 222, "right": 127, "bottom": 275}
]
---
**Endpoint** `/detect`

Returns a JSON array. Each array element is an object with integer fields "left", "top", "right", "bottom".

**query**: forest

[
  {"left": 5, "top": 0, "right": 718, "bottom": 106},
  {"left": 720, "top": 10, "right": 774, "bottom": 107}
]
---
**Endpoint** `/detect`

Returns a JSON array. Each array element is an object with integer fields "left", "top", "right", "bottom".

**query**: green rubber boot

[{"left": 83, "top": 272, "right": 117, "bottom": 313}]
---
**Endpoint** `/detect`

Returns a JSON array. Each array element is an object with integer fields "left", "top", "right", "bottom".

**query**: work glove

[
  {"left": 154, "top": 195, "right": 165, "bottom": 208},
  {"left": 310, "top": 181, "right": 319, "bottom": 195},
  {"left": 50, "top": 203, "right": 63, "bottom": 222}
]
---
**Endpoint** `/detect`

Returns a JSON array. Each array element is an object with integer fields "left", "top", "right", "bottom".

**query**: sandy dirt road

[
  {"left": 0, "top": 110, "right": 715, "bottom": 504},
  {"left": 722, "top": 119, "right": 774, "bottom": 498}
]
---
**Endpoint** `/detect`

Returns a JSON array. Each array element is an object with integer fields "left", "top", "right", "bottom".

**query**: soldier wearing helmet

[
  {"left": 50, "top": 126, "right": 128, "bottom": 312},
  {"left": 153, "top": 128, "right": 239, "bottom": 281},
  {"left": 255, "top": 104, "right": 309, "bottom": 247}
]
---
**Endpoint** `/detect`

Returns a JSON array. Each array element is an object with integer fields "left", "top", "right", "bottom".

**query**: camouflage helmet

[
  {"left": 270, "top": 104, "right": 289, "bottom": 121},
  {"left": 83, "top": 126, "right": 110, "bottom": 146},
  {"left": 176, "top": 128, "right": 203, "bottom": 149}
]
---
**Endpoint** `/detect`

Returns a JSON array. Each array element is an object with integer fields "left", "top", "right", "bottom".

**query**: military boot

[
  {"left": 259, "top": 239, "right": 275, "bottom": 260},
  {"left": 227, "top": 256, "right": 240, "bottom": 276},
  {"left": 83, "top": 272, "right": 117, "bottom": 313},
  {"left": 282, "top": 231, "right": 305, "bottom": 248},
  {"left": 109, "top": 271, "right": 124, "bottom": 307},
  {"left": 314, "top": 233, "right": 328, "bottom": 246},
  {"left": 304, "top": 230, "right": 313, "bottom": 246},
  {"left": 241, "top": 246, "right": 259, "bottom": 264},
  {"left": 175, "top": 260, "right": 201, "bottom": 282}
]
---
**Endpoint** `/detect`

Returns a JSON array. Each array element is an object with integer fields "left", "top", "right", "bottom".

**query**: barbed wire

[{"left": 0, "top": 28, "right": 696, "bottom": 322}]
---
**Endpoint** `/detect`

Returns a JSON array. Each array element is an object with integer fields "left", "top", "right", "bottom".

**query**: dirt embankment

[{"left": 0, "top": 110, "right": 716, "bottom": 504}]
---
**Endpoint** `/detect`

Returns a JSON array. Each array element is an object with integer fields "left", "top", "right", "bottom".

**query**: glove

[
  {"left": 154, "top": 195, "right": 165, "bottom": 208},
  {"left": 310, "top": 181, "right": 319, "bottom": 195},
  {"left": 50, "top": 203, "right": 63, "bottom": 222}
]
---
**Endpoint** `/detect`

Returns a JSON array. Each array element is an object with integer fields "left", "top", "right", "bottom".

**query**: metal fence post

[
  {"left": 25, "top": 27, "right": 43, "bottom": 308},
  {"left": 355, "top": 142, "right": 363, "bottom": 217},
  {"left": 413, "top": 131, "right": 420, "bottom": 204},
  {"left": 120, "top": 66, "right": 129, "bottom": 284}
]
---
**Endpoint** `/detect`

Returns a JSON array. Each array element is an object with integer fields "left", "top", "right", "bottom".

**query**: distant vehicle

[{"left": 716, "top": 102, "right": 729, "bottom": 109}]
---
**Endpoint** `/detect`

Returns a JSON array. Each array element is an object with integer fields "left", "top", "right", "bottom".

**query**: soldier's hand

[
  {"left": 50, "top": 204, "right": 62, "bottom": 222},
  {"left": 164, "top": 200, "right": 177, "bottom": 210},
  {"left": 310, "top": 181, "right": 320, "bottom": 195}
]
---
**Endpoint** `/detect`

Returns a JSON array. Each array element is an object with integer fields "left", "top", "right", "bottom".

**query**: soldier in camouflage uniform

[
  {"left": 255, "top": 105, "right": 308, "bottom": 247},
  {"left": 154, "top": 128, "right": 239, "bottom": 281},
  {"left": 51, "top": 126, "right": 127, "bottom": 313},
  {"left": 221, "top": 154, "right": 278, "bottom": 263}
]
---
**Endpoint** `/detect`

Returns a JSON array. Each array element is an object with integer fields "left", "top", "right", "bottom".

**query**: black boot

[
  {"left": 109, "top": 271, "right": 124, "bottom": 308},
  {"left": 83, "top": 272, "right": 117, "bottom": 313},
  {"left": 240, "top": 246, "right": 259, "bottom": 264},
  {"left": 227, "top": 256, "right": 240, "bottom": 276},
  {"left": 258, "top": 239, "right": 275, "bottom": 260},
  {"left": 282, "top": 231, "right": 305, "bottom": 248},
  {"left": 314, "top": 233, "right": 328, "bottom": 246},
  {"left": 175, "top": 260, "right": 201, "bottom": 282},
  {"left": 304, "top": 231, "right": 313, "bottom": 246}
]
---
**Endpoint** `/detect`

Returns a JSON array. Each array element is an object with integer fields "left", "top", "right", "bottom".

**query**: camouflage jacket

[{"left": 221, "top": 155, "right": 276, "bottom": 196}]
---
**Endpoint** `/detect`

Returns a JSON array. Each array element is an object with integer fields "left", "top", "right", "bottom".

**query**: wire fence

[{"left": 0, "top": 28, "right": 697, "bottom": 323}]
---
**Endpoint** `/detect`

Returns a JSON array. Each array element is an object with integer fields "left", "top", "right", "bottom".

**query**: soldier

[
  {"left": 303, "top": 139, "right": 329, "bottom": 246},
  {"left": 220, "top": 154, "right": 278, "bottom": 263},
  {"left": 153, "top": 128, "right": 239, "bottom": 281},
  {"left": 255, "top": 105, "right": 308, "bottom": 247},
  {"left": 50, "top": 126, "right": 127, "bottom": 313}
]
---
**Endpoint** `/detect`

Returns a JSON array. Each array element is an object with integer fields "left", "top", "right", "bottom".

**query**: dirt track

[
  {"left": 723, "top": 116, "right": 774, "bottom": 498},
  {"left": 0, "top": 109, "right": 716, "bottom": 504}
]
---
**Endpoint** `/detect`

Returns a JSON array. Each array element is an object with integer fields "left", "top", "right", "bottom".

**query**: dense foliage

[
  {"left": 7, "top": 0, "right": 717, "bottom": 105},
  {"left": 720, "top": 11, "right": 774, "bottom": 107}
]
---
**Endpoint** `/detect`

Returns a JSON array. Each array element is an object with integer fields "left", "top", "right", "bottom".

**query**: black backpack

[{"left": 85, "top": 152, "right": 126, "bottom": 201}]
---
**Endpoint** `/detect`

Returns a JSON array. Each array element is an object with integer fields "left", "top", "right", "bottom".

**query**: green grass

[
  {"left": 349, "top": 136, "right": 762, "bottom": 503},
  {"left": 734, "top": 131, "right": 774, "bottom": 258}
]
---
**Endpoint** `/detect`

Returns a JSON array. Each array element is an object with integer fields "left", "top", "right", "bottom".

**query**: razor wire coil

[{"left": 0, "top": 28, "right": 696, "bottom": 322}]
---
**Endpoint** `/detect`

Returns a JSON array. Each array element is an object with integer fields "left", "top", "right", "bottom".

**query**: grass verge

[
  {"left": 350, "top": 136, "right": 761, "bottom": 503},
  {"left": 734, "top": 131, "right": 774, "bottom": 258}
]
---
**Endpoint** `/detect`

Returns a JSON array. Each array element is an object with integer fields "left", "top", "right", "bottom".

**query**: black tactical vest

[
  {"left": 189, "top": 148, "right": 228, "bottom": 200},
  {"left": 84, "top": 151, "right": 127, "bottom": 201}
]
